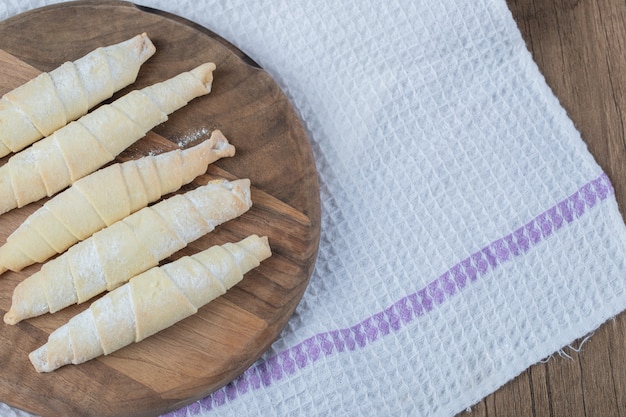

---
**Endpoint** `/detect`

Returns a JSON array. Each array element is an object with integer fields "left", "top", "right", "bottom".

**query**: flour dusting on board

[{"left": 176, "top": 127, "right": 211, "bottom": 147}]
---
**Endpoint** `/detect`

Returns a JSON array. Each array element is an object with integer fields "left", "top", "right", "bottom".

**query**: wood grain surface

[
  {"left": 461, "top": 0, "right": 626, "bottom": 416},
  {"left": 0, "top": 2, "right": 320, "bottom": 417}
]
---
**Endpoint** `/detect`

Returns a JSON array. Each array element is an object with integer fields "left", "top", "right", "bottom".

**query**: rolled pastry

[
  {"left": 0, "top": 33, "right": 156, "bottom": 157},
  {"left": 29, "top": 234, "right": 271, "bottom": 373},
  {"left": 0, "top": 62, "right": 217, "bottom": 215},
  {"left": 0, "top": 130, "right": 235, "bottom": 274},
  {"left": 4, "top": 178, "right": 252, "bottom": 325}
]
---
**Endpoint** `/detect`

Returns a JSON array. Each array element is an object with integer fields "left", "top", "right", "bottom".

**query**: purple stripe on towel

[{"left": 162, "top": 173, "right": 614, "bottom": 416}]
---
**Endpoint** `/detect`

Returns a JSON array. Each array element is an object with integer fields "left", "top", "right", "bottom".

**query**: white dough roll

[
  {"left": 0, "top": 33, "right": 156, "bottom": 156},
  {"left": 29, "top": 235, "right": 271, "bottom": 373},
  {"left": 4, "top": 178, "right": 252, "bottom": 325},
  {"left": 0, "top": 130, "right": 235, "bottom": 274},
  {"left": 0, "top": 62, "right": 217, "bottom": 215}
]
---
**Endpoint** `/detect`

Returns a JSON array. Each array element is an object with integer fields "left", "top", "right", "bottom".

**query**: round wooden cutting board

[{"left": 0, "top": 2, "right": 320, "bottom": 416}]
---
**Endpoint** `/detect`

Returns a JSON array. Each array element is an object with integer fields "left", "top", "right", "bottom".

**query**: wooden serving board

[{"left": 0, "top": 2, "right": 320, "bottom": 417}]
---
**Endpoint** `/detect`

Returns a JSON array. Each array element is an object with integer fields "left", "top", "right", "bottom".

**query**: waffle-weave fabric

[{"left": 2, "top": 1, "right": 626, "bottom": 416}]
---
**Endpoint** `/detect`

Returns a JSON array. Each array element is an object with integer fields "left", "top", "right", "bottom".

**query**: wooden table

[{"left": 462, "top": 0, "right": 626, "bottom": 416}]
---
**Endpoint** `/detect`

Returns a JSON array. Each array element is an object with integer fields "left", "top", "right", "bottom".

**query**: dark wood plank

[
  {"left": 0, "top": 2, "right": 320, "bottom": 417},
  {"left": 461, "top": 0, "right": 626, "bottom": 415}
]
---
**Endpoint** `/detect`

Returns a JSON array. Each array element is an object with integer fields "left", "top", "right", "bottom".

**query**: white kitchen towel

[{"left": 2, "top": 1, "right": 626, "bottom": 416}]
